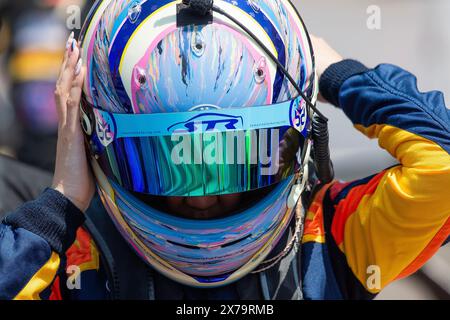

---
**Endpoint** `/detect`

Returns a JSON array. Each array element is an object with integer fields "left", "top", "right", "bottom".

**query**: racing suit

[{"left": 1, "top": 60, "right": 449, "bottom": 299}]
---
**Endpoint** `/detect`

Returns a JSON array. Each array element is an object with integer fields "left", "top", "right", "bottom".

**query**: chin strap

[
  {"left": 251, "top": 152, "right": 310, "bottom": 274},
  {"left": 251, "top": 204, "right": 305, "bottom": 274}
]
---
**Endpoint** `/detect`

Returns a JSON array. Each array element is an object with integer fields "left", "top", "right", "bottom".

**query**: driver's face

[{"left": 165, "top": 194, "right": 242, "bottom": 219}]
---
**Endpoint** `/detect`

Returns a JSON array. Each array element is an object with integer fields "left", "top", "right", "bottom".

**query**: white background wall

[{"left": 291, "top": 0, "right": 450, "bottom": 299}]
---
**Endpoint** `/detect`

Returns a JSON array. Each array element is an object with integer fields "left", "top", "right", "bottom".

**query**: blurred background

[
  {"left": 0, "top": 0, "right": 89, "bottom": 170},
  {"left": 0, "top": 0, "right": 448, "bottom": 299}
]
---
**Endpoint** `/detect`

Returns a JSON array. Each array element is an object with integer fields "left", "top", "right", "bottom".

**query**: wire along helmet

[{"left": 79, "top": 0, "right": 318, "bottom": 287}]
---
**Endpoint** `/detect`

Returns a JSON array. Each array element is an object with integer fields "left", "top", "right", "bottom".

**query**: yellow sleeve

[
  {"left": 333, "top": 124, "right": 450, "bottom": 293},
  {"left": 14, "top": 252, "right": 60, "bottom": 300}
]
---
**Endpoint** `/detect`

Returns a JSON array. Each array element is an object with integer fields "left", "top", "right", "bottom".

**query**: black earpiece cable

[
  {"left": 212, "top": 5, "right": 328, "bottom": 122},
  {"left": 181, "top": 0, "right": 328, "bottom": 121},
  {"left": 182, "top": 0, "right": 334, "bottom": 183}
]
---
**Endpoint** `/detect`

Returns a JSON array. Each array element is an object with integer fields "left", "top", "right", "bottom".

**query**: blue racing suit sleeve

[
  {"left": 0, "top": 188, "right": 85, "bottom": 299},
  {"left": 318, "top": 59, "right": 450, "bottom": 294}
]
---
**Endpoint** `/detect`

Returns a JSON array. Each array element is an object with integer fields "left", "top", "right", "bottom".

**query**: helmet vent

[
  {"left": 138, "top": 75, "right": 146, "bottom": 85},
  {"left": 128, "top": 1, "right": 142, "bottom": 23},
  {"left": 133, "top": 66, "right": 148, "bottom": 89},
  {"left": 253, "top": 57, "right": 267, "bottom": 84},
  {"left": 191, "top": 31, "right": 205, "bottom": 57}
]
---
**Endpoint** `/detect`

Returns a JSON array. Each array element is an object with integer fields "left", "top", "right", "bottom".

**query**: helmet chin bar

[{"left": 91, "top": 156, "right": 299, "bottom": 288}]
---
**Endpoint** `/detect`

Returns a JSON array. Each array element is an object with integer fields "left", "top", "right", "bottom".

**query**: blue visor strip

[{"left": 93, "top": 97, "right": 309, "bottom": 140}]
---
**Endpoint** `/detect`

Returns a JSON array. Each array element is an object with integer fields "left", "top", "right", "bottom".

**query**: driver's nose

[{"left": 185, "top": 196, "right": 219, "bottom": 210}]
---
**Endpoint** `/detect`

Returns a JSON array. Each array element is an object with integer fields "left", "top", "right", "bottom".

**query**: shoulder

[
  {"left": 66, "top": 227, "right": 100, "bottom": 272},
  {"left": 50, "top": 226, "right": 107, "bottom": 300}
]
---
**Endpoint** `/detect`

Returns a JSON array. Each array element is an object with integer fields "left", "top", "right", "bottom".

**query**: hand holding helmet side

[{"left": 52, "top": 32, "right": 95, "bottom": 213}]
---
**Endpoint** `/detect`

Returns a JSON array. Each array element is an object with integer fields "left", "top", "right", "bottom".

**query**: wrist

[
  {"left": 4, "top": 188, "right": 86, "bottom": 254},
  {"left": 319, "top": 59, "right": 370, "bottom": 107},
  {"left": 51, "top": 183, "right": 89, "bottom": 213}
]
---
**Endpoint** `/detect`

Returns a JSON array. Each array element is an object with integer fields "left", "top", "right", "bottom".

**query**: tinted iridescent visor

[{"left": 81, "top": 97, "right": 310, "bottom": 196}]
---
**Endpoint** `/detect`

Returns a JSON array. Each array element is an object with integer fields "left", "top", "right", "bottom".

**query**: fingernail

[
  {"left": 71, "top": 39, "right": 76, "bottom": 52},
  {"left": 66, "top": 31, "right": 74, "bottom": 49},
  {"left": 75, "top": 58, "right": 82, "bottom": 76}
]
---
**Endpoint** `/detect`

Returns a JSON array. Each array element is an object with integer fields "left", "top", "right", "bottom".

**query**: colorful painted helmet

[{"left": 79, "top": 0, "right": 317, "bottom": 287}]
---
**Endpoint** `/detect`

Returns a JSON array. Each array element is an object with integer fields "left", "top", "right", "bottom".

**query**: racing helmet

[{"left": 79, "top": 0, "right": 320, "bottom": 287}]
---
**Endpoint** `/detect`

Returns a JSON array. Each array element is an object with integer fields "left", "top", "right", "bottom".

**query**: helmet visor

[{"left": 82, "top": 97, "right": 310, "bottom": 196}]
